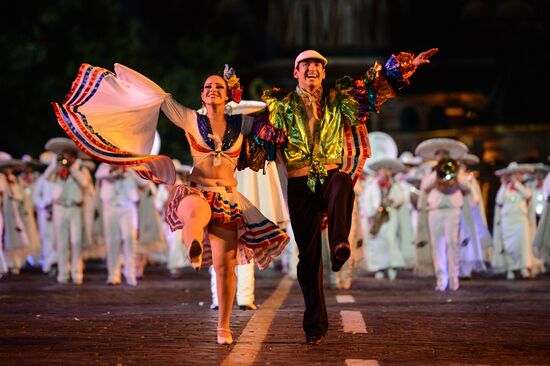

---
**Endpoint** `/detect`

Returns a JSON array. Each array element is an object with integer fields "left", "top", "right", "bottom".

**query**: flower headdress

[{"left": 223, "top": 64, "right": 243, "bottom": 103}]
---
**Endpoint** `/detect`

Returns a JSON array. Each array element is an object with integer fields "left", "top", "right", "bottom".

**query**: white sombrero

[
  {"left": 39, "top": 151, "right": 56, "bottom": 165},
  {"left": 44, "top": 137, "right": 89, "bottom": 159},
  {"left": 21, "top": 154, "right": 44, "bottom": 168},
  {"left": 532, "top": 163, "right": 550, "bottom": 172},
  {"left": 0, "top": 151, "right": 23, "bottom": 168},
  {"left": 495, "top": 162, "right": 535, "bottom": 176},
  {"left": 399, "top": 151, "right": 422, "bottom": 166},
  {"left": 415, "top": 138, "right": 468, "bottom": 160},
  {"left": 367, "top": 157, "right": 405, "bottom": 173},
  {"left": 369, "top": 132, "right": 398, "bottom": 160},
  {"left": 460, "top": 153, "right": 480, "bottom": 165}
]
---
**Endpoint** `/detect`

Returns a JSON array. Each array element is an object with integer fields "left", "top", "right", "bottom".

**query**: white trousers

[
  {"left": 164, "top": 225, "right": 189, "bottom": 272},
  {"left": 428, "top": 208, "right": 461, "bottom": 290},
  {"left": 37, "top": 208, "right": 56, "bottom": 272},
  {"left": 500, "top": 214, "right": 532, "bottom": 271},
  {"left": 210, "top": 260, "right": 255, "bottom": 307},
  {"left": 53, "top": 205, "right": 83, "bottom": 283},
  {"left": 102, "top": 203, "right": 138, "bottom": 284}
]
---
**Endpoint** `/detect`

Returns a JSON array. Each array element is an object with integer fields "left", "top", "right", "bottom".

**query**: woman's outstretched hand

[{"left": 413, "top": 48, "right": 439, "bottom": 67}]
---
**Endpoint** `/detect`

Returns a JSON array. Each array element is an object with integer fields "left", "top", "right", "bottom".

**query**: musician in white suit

[
  {"left": 361, "top": 158, "right": 406, "bottom": 280},
  {"left": 395, "top": 151, "right": 423, "bottom": 269},
  {"left": 32, "top": 152, "right": 56, "bottom": 274},
  {"left": 492, "top": 162, "right": 539, "bottom": 279},
  {"left": 415, "top": 138, "right": 470, "bottom": 291},
  {"left": 96, "top": 163, "right": 140, "bottom": 286},
  {"left": 44, "top": 138, "right": 90, "bottom": 285}
]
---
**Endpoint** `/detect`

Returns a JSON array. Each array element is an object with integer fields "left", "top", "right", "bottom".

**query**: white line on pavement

[
  {"left": 221, "top": 276, "right": 293, "bottom": 366},
  {"left": 345, "top": 359, "right": 380, "bottom": 366},
  {"left": 336, "top": 294, "right": 355, "bottom": 303},
  {"left": 340, "top": 310, "right": 368, "bottom": 334}
]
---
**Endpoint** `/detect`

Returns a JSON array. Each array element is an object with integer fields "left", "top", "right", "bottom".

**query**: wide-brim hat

[
  {"left": 399, "top": 151, "right": 422, "bottom": 166},
  {"left": 415, "top": 138, "right": 468, "bottom": 160},
  {"left": 369, "top": 131, "right": 398, "bottom": 161},
  {"left": 367, "top": 158, "right": 406, "bottom": 173},
  {"left": 21, "top": 154, "right": 44, "bottom": 168},
  {"left": 294, "top": 50, "right": 328, "bottom": 69},
  {"left": 495, "top": 162, "right": 535, "bottom": 176},
  {"left": 45, "top": 137, "right": 89, "bottom": 159},
  {"left": 0, "top": 151, "right": 23, "bottom": 168},
  {"left": 532, "top": 163, "right": 550, "bottom": 172},
  {"left": 460, "top": 153, "right": 480, "bottom": 165},
  {"left": 39, "top": 151, "right": 56, "bottom": 165}
]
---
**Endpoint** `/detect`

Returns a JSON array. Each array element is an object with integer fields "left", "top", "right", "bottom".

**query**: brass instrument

[
  {"left": 435, "top": 158, "right": 458, "bottom": 182},
  {"left": 370, "top": 186, "right": 391, "bottom": 237},
  {"left": 369, "top": 204, "right": 389, "bottom": 237},
  {"left": 435, "top": 158, "right": 460, "bottom": 194}
]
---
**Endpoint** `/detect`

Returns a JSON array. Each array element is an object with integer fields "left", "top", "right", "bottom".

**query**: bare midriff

[{"left": 187, "top": 158, "right": 238, "bottom": 187}]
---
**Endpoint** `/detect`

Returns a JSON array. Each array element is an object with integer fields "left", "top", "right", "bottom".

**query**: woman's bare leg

[
  {"left": 177, "top": 195, "right": 211, "bottom": 245},
  {"left": 176, "top": 195, "right": 211, "bottom": 265},
  {"left": 209, "top": 224, "right": 238, "bottom": 337}
]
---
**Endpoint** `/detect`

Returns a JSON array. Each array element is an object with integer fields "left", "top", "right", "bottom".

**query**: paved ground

[{"left": 1, "top": 265, "right": 549, "bottom": 365}]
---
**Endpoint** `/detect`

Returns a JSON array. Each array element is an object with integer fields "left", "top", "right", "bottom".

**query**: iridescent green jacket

[{"left": 262, "top": 52, "right": 417, "bottom": 192}]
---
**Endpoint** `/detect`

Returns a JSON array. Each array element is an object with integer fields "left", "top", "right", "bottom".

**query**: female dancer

[{"left": 52, "top": 64, "right": 289, "bottom": 345}]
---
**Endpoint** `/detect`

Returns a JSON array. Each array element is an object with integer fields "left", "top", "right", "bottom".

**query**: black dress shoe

[
  {"left": 331, "top": 242, "right": 351, "bottom": 272},
  {"left": 305, "top": 334, "right": 324, "bottom": 345}
]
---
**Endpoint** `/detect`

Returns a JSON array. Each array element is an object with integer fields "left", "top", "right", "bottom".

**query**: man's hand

[{"left": 412, "top": 48, "right": 438, "bottom": 67}]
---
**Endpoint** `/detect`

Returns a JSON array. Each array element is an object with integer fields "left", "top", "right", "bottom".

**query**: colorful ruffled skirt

[{"left": 166, "top": 184, "right": 289, "bottom": 270}]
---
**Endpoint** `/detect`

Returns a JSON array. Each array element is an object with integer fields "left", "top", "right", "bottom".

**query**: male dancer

[{"left": 263, "top": 48, "right": 437, "bottom": 344}]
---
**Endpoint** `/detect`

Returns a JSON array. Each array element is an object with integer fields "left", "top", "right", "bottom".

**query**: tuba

[{"left": 435, "top": 158, "right": 459, "bottom": 182}]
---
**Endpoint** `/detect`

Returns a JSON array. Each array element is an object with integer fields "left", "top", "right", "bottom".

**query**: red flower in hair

[{"left": 223, "top": 64, "right": 243, "bottom": 104}]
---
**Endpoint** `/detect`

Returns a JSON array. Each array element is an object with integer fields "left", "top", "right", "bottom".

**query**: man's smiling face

[{"left": 294, "top": 59, "right": 326, "bottom": 91}]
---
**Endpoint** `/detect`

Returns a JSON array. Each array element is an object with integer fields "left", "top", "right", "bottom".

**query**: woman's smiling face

[{"left": 201, "top": 75, "right": 229, "bottom": 106}]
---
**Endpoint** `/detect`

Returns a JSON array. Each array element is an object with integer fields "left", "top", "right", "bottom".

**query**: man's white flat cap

[{"left": 294, "top": 50, "right": 328, "bottom": 69}]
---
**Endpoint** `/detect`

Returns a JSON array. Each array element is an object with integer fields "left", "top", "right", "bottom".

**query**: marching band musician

[
  {"left": 396, "top": 151, "right": 423, "bottom": 269},
  {"left": 492, "top": 162, "right": 541, "bottom": 279},
  {"left": 32, "top": 152, "right": 56, "bottom": 274},
  {"left": 44, "top": 138, "right": 90, "bottom": 285},
  {"left": 415, "top": 138, "right": 470, "bottom": 291},
  {"left": 96, "top": 163, "right": 141, "bottom": 286},
  {"left": 361, "top": 157, "right": 406, "bottom": 280}
]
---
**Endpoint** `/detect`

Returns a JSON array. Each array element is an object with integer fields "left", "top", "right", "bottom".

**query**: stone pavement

[{"left": 1, "top": 265, "right": 549, "bottom": 365}]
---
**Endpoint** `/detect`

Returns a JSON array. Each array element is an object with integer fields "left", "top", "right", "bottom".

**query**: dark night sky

[{"left": 1, "top": 0, "right": 549, "bottom": 160}]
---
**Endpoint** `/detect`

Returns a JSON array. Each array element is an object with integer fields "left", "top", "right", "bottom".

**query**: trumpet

[{"left": 435, "top": 158, "right": 458, "bottom": 182}]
